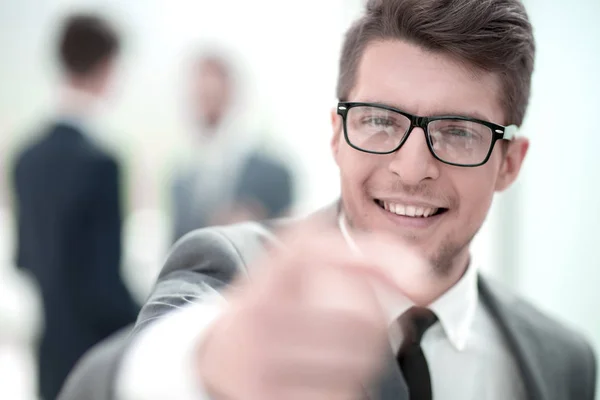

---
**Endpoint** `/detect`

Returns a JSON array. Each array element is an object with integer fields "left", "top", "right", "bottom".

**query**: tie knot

[{"left": 399, "top": 307, "right": 438, "bottom": 346}]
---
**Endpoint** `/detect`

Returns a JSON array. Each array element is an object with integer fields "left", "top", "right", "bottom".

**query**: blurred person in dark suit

[
  {"left": 171, "top": 53, "right": 294, "bottom": 242},
  {"left": 12, "top": 14, "right": 139, "bottom": 400}
]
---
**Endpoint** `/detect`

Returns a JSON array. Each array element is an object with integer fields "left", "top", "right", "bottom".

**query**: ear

[
  {"left": 495, "top": 137, "right": 529, "bottom": 192},
  {"left": 330, "top": 107, "right": 343, "bottom": 166}
]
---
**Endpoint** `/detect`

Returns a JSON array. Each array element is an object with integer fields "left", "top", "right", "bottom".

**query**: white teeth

[
  {"left": 381, "top": 201, "right": 439, "bottom": 218},
  {"left": 396, "top": 204, "right": 405, "bottom": 215},
  {"left": 424, "top": 208, "right": 436, "bottom": 217}
]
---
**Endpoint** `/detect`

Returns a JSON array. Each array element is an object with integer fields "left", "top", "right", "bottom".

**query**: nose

[{"left": 387, "top": 127, "right": 440, "bottom": 184}]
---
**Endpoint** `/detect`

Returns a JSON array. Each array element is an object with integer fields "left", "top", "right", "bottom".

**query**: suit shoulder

[
  {"left": 95, "top": 155, "right": 118, "bottom": 172},
  {"left": 86, "top": 144, "right": 117, "bottom": 165},
  {"left": 484, "top": 278, "right": 596, "bottom": 376},
  {"left": 13, "top": 133, "right": 45, "bottom": 165},
  {"left": 514, "top": 294, "right": 597, "bottom": 395},
  {"left": 11, "top": 134, "right": 50, "bottom": 183},
  {"left": 159, "top": 222, "right": 278, "bottom": 284},
  {"left": 527, "top": 301, "right": 589, "bottom": 352}
]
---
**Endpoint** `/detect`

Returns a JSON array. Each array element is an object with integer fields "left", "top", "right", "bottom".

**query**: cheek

[
  {"left": 339, "top": 149, "right": 365, "bottom": 191},
  {"left": 337, "top": 148, "right": 379, "bottom": 207},
  {"left": 453, "top": 169, "right": 497, "bottom": 225}
]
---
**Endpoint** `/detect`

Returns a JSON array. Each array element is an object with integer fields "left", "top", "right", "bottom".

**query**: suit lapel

[
  {"left": 478, "top": 277, "right": 550, "bottom": 400},
  {"left": 371, "top": 276, "right": 554, "bottom": 400}
]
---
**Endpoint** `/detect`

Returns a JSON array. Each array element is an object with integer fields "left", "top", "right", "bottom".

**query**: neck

[
  {"left": 58, "top": 81, "right": 101, "bottom": 119},
  {"left": 421, "top": 249, "right": 471, "bottom": 306},
  {"left": 67, "top": 73, "right": 101, "bottom": 95}
]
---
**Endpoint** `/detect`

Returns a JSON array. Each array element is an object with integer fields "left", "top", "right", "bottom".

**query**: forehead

[{"left": 350, "top": 40, "right": 505, "bottom": 124}]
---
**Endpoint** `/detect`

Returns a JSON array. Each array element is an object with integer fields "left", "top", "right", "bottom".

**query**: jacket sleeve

[{"left": 132, "top": 226, "right": 256, "bottom": 334}]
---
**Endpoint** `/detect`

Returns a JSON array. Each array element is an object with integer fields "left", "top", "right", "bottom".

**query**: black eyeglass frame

[{"left": 337, "top": 101, "right": 518, "bottom": 167}]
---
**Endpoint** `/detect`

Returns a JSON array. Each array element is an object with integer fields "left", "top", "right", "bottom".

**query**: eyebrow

[
  {"left": 357, "top": 99, "right": 495, "bottom": 123},
  {"left": 431, "top": 109, "right": 492, "bottom": 122}
]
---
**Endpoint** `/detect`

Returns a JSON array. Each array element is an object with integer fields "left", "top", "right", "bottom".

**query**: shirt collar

[{"left": 338, "top": 211, "right": 477, "bottom": 351}]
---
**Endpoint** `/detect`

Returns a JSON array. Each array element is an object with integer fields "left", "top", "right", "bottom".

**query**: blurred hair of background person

[
  {"left": 11, "top": 13, "right": 139, "bottom": 400},
  {"left": 170, "top": 51, "right": 295, "bottom": 243}
]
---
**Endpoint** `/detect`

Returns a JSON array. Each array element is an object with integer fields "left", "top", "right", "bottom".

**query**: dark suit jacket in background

[
  {"left": 59, "top": 205, "right": 596, "bottom": 400},
  {"left": 13, "top": 122, "right": 140, "bottom": 400}
]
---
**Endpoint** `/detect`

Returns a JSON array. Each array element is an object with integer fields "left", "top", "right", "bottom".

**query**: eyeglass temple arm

[{"left": 503, "top": 124, "right": 519, "bottom": 140}]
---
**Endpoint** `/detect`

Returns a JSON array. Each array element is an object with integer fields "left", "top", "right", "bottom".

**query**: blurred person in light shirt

[{"left": 170, "top": 51, "right": 294, "bottom": 243}]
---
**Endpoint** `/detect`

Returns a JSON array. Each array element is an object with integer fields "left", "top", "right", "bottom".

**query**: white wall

[{"left": 517, "top": 0, "right": 600, "bottom": 362}]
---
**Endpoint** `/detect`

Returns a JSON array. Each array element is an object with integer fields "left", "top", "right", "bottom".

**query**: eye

[
  {"left": 443, "top": 127, "right": 475, "bottom": 138},
  {"left": 363, "top": 116, "right": 395, "bottom": 127}
]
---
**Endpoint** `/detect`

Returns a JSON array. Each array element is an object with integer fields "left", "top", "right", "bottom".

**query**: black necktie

[{"left": 396, "top": 307, "right": 438, "bottom": 400}]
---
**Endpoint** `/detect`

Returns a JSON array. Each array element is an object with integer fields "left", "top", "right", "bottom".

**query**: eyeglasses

[{"left": 337, "top": 102, "right": 518, "bottom": 167}]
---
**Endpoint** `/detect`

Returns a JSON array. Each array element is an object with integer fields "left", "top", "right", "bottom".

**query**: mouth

[{"left": 374, "top": 199, "right": 448, "bottom": 219}]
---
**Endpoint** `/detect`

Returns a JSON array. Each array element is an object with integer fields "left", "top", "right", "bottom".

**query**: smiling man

[
  {"left": 59, "top": 1, "right": 596, "bottom": 400},
  {"left": 333, "top": 36, "right": 522, "bottom": 293}
]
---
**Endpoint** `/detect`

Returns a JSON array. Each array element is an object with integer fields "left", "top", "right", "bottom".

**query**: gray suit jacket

[{"left": 59, "top": 206, "right": 597, "bottom": 400}]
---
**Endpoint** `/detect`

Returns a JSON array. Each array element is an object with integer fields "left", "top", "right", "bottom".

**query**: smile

[{"left": 375, "top": 199, "right": 447, "bottom": 218}]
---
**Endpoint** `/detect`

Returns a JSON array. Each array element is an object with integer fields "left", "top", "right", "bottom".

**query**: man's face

[
  {"left": 331, "top": 40, "right": 528, "bottom": 276},
  {"left": 192, "top": 61, "right": 231, "bottom": 129}
]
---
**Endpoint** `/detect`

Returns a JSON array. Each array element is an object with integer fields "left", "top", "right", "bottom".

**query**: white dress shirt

[{"left": 116, "top": 216, "right": 527, "bottom": 399}]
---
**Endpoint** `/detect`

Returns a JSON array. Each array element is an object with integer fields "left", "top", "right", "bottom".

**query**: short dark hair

[
  {"left": 58, "top": 14, "right": 120, "bottom": 76},
  {"left": 337, "top": 0, "right": 535, "bottom": 126}
]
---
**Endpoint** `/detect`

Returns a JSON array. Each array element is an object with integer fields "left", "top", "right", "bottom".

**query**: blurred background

[{"left": 0, "top": 0, "right": 599, "bottom": 398}]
